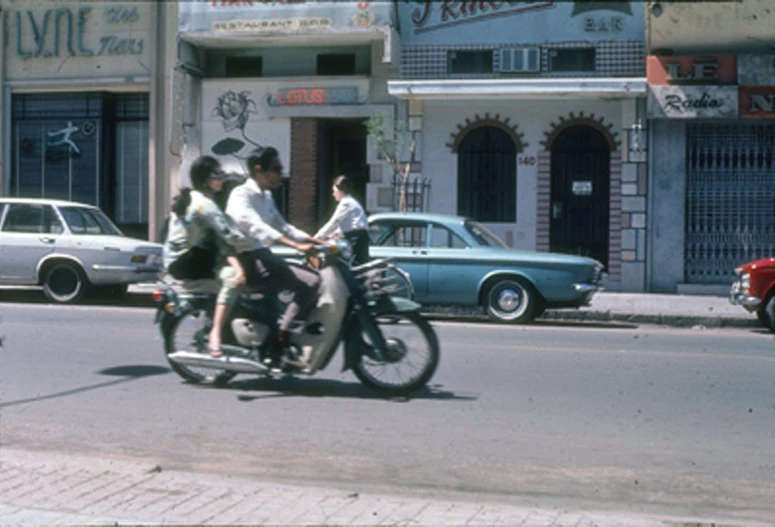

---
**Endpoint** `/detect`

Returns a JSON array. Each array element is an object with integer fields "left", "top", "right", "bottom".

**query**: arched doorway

[
  {"left": 457, "top": 126, "right": 516, "bottom": 222},
  {"left": 550, "top": 125, "right": 610, "bottom": 266}
]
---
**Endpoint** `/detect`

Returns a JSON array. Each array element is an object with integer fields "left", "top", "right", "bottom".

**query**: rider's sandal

[{"left": 209, "top": 347, "right": 224, "bottom": 358}]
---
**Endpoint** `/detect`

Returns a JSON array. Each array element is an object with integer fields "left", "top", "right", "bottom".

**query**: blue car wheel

[{"left": 485, "top": 278, "right": 538, "bottom": 324}]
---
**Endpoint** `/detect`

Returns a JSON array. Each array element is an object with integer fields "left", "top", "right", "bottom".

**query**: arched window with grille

[{"left": 457, "top": 126, "right": 517, "bottom": 222}]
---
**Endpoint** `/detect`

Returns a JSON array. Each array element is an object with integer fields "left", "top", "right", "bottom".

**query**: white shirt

[
  {"left": 226, "top": 177, "right": 310, "bottom": 252},
  {"left": 314, "top": 194, "right": 368, "bottom": 239}
]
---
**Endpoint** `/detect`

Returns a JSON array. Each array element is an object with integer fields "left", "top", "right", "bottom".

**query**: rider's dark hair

[
  {"left": 171, "top": 187, "right": 192, "bottom": 218},
  {"left": 333, "top": 175, "right": 352, "bottom": 194},
  {"left": 190, "top": 155, "right": 221, "bottom": 191},
  {"left": 246, "top": 146, "right": 280, "bottom": 177}
]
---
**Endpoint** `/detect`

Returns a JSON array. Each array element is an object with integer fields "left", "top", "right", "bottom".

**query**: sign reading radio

[
  {"left": 647, "top": 55, "right": 738, "bottom": 119},
  {"left": 270, "top": 87, "right": 359, "bottom": 106}
]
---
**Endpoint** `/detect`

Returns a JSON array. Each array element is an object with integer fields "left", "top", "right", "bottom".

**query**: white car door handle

[{"left": 39, "top": 236, "right": 56, "bottom": 244}]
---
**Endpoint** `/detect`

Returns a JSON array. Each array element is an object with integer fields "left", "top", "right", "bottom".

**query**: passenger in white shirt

[
  {"left": 314, "top": 175, "right": 370, "bottom": 265},
  {"left": 225, "top": 146, "right": 323, "bottom": 368}
]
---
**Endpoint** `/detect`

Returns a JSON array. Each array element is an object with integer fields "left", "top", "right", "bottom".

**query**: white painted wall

[{"left": 421, "top": 98, "right": 623, "bottom": 249}]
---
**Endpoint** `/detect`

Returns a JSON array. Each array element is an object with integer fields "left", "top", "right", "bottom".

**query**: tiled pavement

[{"left": 0, "top": 448, "right": 768, "bottom": 527}]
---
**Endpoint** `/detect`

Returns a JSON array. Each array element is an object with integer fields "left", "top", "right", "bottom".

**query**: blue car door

[
  {"left": 370, "top": 220, "right": 430, "bottom": 298},
  {"left": 425, "top": 223, "right": 480, "bottom": 304}
]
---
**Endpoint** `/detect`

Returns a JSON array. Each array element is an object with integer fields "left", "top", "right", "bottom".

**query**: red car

[{"left": 729, "top": 257, "right": 775, "bottom": 331}]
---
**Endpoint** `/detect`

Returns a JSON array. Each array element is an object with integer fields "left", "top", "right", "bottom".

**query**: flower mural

[{"left": 211, "top": 90, "right": 261, "bottom": 157}]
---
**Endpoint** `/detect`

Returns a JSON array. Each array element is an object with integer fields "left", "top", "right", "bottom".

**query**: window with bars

[{"left": 457, "top": 126, "right": 517, "bottom": 222}]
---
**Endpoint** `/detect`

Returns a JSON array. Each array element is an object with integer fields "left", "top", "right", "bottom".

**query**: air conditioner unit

[{"left": 500, "top": 48, "right": 540, "bottom": 73}]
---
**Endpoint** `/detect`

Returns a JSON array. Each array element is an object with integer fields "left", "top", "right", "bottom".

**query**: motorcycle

[{"left": 152, "top": 242, "right": 440, "bottom": 396}]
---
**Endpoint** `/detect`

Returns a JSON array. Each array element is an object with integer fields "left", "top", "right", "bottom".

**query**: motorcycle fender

[{"left": 372, "top": 296, "right": 422, "bottom": 314}]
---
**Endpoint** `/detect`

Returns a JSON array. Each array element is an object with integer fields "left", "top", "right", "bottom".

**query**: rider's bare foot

[{"left": 208, "top": 334, "right": 223, "bottom": 357}]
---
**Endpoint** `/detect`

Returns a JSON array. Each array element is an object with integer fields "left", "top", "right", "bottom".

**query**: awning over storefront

[
  {"left": 178, "top": 1, "right": 398, "bottom": 62},
  {"left": 388, "top": 78, "right": 648, "bottom": 100}
]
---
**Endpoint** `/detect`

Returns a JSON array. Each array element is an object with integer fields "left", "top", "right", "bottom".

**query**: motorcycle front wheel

[
  {"left": 162, "top": 311, "right": 237, "bottom": 385},
  {"left": 353, "top": 311, "right": 439, "bottom": 397}
]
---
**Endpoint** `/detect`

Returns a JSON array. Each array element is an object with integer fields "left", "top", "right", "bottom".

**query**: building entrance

[
  {"left": 550, "top": 125, "right": 610, "bottom": 267},
  {"left": 316, "top": 119, "right": 368, "bottom": 224}
]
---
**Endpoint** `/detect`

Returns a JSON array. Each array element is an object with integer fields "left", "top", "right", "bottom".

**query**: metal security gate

[{"left": 685, "top": 122, "right": 775, "bottom": 283}]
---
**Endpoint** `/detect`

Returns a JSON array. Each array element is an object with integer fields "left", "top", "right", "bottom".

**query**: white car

[{"left": 0, "top": 198, "right": 163, "bottom": 303}]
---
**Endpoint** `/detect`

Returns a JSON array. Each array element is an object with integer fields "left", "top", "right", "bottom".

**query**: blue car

[{"left": 367, "top": 212, "right": 604, "bottom": 323}]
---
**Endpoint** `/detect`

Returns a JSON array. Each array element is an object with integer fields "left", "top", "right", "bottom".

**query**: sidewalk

[
  {"left": 0, "top": 448, "right": 767, "bottom": 527},
  {"left": 131, "top": 283, "right": 760, "bottom": 329}
]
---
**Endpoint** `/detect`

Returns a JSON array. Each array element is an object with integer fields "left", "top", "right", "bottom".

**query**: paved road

[{"left": 1, "top": 302, "right": 774, "bottom": 524}]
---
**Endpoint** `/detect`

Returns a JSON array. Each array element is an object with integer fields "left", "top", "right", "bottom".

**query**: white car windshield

[
  {"left": 59, "top": 206, "right": 123, "bottom": 236},
  {"left": 464, "top": 221, "right": 509, "bottom": 249}
]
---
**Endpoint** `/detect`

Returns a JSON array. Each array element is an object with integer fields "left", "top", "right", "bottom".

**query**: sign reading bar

[{"left": 271, "top": 86, "right": 359, "bottom": 106}]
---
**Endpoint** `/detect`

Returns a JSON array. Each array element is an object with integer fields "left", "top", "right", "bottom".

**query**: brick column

[{"left": 289, "top": 118, "right": 318, "bottom": 234}]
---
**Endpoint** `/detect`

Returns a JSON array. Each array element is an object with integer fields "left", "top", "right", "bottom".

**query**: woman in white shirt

[{"left": 315, "top": 175, "right": 370, "bottom": 265}]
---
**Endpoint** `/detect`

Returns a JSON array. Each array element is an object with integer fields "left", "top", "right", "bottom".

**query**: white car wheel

[{"left": 42, "top": 262, "right": 87, "bottom": 303}]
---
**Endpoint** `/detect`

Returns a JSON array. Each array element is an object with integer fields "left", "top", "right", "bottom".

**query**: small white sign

[{"left": 572, "top": 181, "right": 593, "bottom": 196}]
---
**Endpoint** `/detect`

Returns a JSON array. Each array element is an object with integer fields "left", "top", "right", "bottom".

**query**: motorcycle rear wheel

[
  {"left": 353, "top": 311, "right": 439, "bottom": 397},
  {"left": 163, "top": 311, "right": 237, "bottom": 385}
]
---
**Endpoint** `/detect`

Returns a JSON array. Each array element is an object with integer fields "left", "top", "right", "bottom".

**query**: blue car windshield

[
  {"left": 464, "top": 221, "right": 508, "bottom": 249},
  {"left": 59, "top": 206, "right": 123, "bottom": 236}
]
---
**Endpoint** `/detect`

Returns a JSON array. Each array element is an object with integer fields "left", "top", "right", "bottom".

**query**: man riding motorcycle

[{"left": 225, "top": 146, "right": 325, "bottom": 369}]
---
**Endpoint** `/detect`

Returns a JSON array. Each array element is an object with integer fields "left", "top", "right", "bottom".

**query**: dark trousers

[
  {"left": 344, "top": 229, "right": 370, "bottom": 266},
  {"left": 239, "top": 248, "right": 320, "bottom": 333}
]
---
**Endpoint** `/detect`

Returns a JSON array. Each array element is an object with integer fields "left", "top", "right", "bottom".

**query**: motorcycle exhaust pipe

[{"left": 167, "top": 351, "right": 269, "bottom": 374}]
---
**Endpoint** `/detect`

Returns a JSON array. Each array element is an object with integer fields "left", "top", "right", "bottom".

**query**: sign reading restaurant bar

[{"left": 179, "top": 1, "right": 394, "bottom": 35}]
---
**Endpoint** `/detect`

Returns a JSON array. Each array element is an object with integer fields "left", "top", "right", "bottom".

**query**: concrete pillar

[{"left": 149, "top": 2, "right": 179, "bottom": 241}]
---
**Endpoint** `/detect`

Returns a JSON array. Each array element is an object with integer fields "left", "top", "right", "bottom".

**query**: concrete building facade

[
  {"left": 646, "top": 0, "right": 775, "bottom": 293},
  {"left": 0, "top": 0, "right": 176, "bottom": 240},
  {"left": 175, "top": 1, "right": 400, "bottom": 235},
  {"left": 388, "top": 1, "right": 647, "bottom": 291}
]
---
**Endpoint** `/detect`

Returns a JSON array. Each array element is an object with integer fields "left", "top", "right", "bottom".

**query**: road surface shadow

[{"left": 206, "top": 376, "right": 476, "bottom": 403}]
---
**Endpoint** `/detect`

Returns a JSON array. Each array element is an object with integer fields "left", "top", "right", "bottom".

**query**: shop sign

[
  {"left": 647, "top": 55, "right": 737, "bottom": 86},
  {"left": 14, "top": 5, "right": 145, "bottom": 59},
  {"left": 179, "top": 1, "right": 394, "bottom": 35},
  {"left": 648, "top": 85, "right": 738, "bottom": 119},
  {"left": 406, "top": 1, "right": 555, "bottom": 33},
  {"left": 737, "top": 55, "right": 775, "bottom": 86},
  {"left": 269, "top": 86, "right": 359, "bottom": 106},
  {"left": 739, "top": 87, "right": 775, "bottom": 119}
]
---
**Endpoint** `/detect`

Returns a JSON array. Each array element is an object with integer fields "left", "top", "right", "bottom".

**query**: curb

[
  {"left": 416, "top": 304, "right": 759, "bottom": 329},
  {"left": 126, "top": 285, "right": 759, "bottom": 330}
]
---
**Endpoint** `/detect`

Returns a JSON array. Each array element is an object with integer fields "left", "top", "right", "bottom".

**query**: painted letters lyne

[{"left": 16, "top": 6, "right": 144, "bottom": 59}]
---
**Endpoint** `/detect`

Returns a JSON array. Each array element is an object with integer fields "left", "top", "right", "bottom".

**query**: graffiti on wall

[
  {"left": 15, "top": 5, "right": 144, "bottom": 59},
  {"left": 210, "top": 90, "right": 262, "bottom": 158}
]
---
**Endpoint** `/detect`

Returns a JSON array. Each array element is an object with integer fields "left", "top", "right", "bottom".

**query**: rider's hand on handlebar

[{"left": 295, "top": 242, "right": 316, "bottom": 255}]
